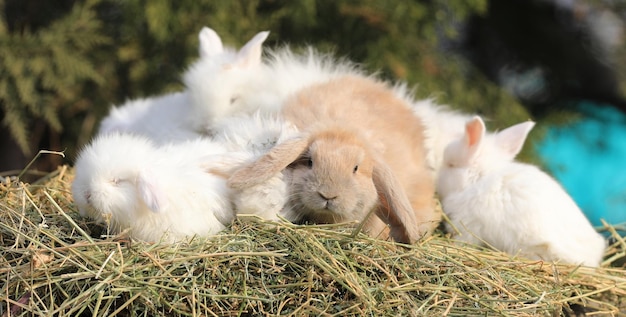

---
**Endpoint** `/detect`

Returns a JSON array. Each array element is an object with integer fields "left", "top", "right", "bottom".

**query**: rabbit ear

[
  {"left": 464, "top": 116, "right": 486, "bottom": 159},
  {"left": 137, "top": 172, "right": 167, "bottom": 213},
  {"left": 228, "top": 135, "right": 309, "bottom": 189},
  {"left": 372, "top": 158, "right": 421, "bottom": 244},
  {"left": 198, "top": 27, "right": 224, "bottom": 58},
  {"left": 234, "top": 31, "right": 270, "bottom": 68},
  {"left": 201, "top": 152, "right": 254, "bottom": 179},
  {"left": 494, "top": 120, "right": 535, "bottom": 159}
]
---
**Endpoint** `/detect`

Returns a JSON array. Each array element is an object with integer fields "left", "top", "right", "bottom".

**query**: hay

[{"left": 1, "top": 166, "right": 625, "bottom": 316}]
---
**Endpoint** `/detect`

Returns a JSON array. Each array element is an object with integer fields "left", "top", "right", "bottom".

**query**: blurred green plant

[
  {"left": 0, "top": 0, "right": 108, "bottom": 155},
  {"left": 1, "top": 0, "right": 535, "bottom": 169}
]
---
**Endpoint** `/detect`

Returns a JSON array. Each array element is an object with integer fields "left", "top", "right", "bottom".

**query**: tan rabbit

[{"left": 228, "top": 75, "right": 439, "bottom": 244}]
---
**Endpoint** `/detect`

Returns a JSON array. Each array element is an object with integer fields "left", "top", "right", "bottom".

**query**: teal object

[{"left": 536, "top": 102, "right": 626, "bottom": 233}]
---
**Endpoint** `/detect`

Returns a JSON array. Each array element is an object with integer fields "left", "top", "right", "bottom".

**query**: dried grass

[{"left": 1, "top": 165, "right": 625, "bottom": 316}]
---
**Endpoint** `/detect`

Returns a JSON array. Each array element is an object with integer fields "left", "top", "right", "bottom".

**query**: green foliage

[
  {"left": 0, "top": 0, "right": 108, "bottom": 155},
  {"left": 1, "top": 0, "right": 533, "bottom": 166}
]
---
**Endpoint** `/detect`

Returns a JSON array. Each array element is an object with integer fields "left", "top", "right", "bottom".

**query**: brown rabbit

[{"left": 228, "top": 75, "right": 439, "bottom": 243}]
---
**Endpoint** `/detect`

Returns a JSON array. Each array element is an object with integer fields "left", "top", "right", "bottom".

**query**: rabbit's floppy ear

[
  {"left": 372, "top": 157, "right": 421, "bottom": 244},
  {"left": 201, "top": 152, "right": 254, "bottom": 179},
  {"left": 198, "top": 27, "right": 224, "bottom": 58},
  {"left": 228, "top": 135, "right": 309, "bottom": 189},
  {"left": 234, "top": 31, "right": 270, "bottom": 68},
  {"left": 494, "top": 120, "right": 535, "bottom": 159},
  {"left": 137, "top": 172, "right": 168, "bottom": 213}
]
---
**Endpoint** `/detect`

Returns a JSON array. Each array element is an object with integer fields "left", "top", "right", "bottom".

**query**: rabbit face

[
  {"left": 71, "top": 134, "right": 160, "bottom": 225},
  {"left": 287, "top": 130, "right": 378, "bottom": 224}
]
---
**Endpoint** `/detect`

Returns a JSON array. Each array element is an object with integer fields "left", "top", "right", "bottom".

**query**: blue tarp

[{"left": 537, "top": 102, "right": 626, "bottom": 233}]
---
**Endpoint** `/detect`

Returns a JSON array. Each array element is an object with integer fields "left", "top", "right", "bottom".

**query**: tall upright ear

[
  {"left": 495, "top": 120, "right": 535, "bottom": 159},
  {"left": 228, "top": 135, "right": 309, "bottom": 189},
  {"left": 198, "top": 27, "right": 224, "bottom": 58},
  {"left": 464, "top": 116, "right": 486, "bottom": 159},
  {"left": 372, "top": 158, "right": 421, "bottom": 244},
  {"left": 235, "top": 31, "right": 270, "bottom": 68},
  {"left": 137, "top": 172, "right": 168, "bottom": 213}
]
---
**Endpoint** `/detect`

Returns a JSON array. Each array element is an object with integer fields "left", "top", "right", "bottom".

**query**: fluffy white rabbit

[
  {"left": 72, "top": 133, "right": 236, "bottom": 243},
  {"left": 98, "top": 26, "right": 231, "bottom": 143},
  {"left": 182, "top": 29, "right": 270, "bottom": 133},
  {"left": 437, "top": 116, "right": 606, "bottom": 267}
]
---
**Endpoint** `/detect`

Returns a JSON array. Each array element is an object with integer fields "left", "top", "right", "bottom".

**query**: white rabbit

[
  {"left": 72, "top": 133, "right": 237, "bottom": 243},
  {"left": 97, "top": 26, "right": 228, "bottom": 143},
  {"left": 182, "top": 29, "right": 270, "bottom": 134},
  {"left": 437, "top": 116, "right": 606, "bottom": 267}
]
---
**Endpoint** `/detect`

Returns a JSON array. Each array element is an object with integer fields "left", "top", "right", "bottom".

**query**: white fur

[
  {"left": 212, "top": 111, "right": 299, "bottom": 153},
  {"left": 183, "top": 30, "right": 269, "bottom": 133},
  {"left": 97, "top": 26, "right": 226, "bottom": 143},
  {"left": 256, "top": 47, "right": 364, "bottom": 106},
  {"left": 183, "top": 43, "right": 365, "bottom": 134},
  {"left": 72, "top": 133, "right": 236, "bottom": 243},
  {"left": 410, "top": 100, "right": 473, "bottom": 176},
  {"left": 391, "top": 83, "right": 474, "bottom": 178},
  {"left": 211, "top": 112, "right": 299, "bottom": 220},
  {"left": 242, "top": 47, "right": 365, "bottom": 118},
  {"left": 437, "top": 116, "right": 606, "bottom": 267},
  {"left": 97, "top": 92, "right": 201, "bottom": 144},
  {"left": 198, "top": 27, "right": 224, "bottom": 58}
]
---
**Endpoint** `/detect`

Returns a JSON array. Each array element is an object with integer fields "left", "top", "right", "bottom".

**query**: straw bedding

[{"left": 1, "top": 166, "right": 625, "bottom": 316}]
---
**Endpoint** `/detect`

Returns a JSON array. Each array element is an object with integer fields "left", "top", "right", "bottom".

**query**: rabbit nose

[
  {"left": 318, "top": 191, "right": 337, "bottom": 201},
  {"left": 85, "top": 193, "right": 92, "bottom": 204}
]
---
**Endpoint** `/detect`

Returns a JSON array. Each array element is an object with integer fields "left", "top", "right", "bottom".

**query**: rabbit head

[
  {"left": 72, "top": 133, "right": 168, "bottom": 227},
  {"left": 289, "top": 127, "right": 378, "bottom": 223},
  {"left": 183, "top": 29, "right": 270, "bottom": 133},
  {"left": 437, "top": 116, "right": 536, "bottom": 197}
]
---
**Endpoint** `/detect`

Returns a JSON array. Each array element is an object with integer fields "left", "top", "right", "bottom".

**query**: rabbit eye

[
  {"left": 353, "top": 165, "right": 359, "bottom": 173},
  {"left": 307, "top": 159, "right": 313, "bottom": 168}
]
